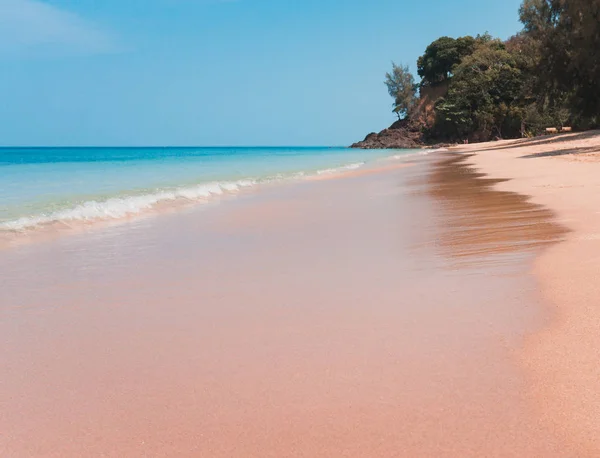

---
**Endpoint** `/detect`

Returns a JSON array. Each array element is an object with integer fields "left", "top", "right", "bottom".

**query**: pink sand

[
  {"left": 462, "top": 131, "right": 600, "bottom": 455},
  {"left": 0, "top": 158, "right": 573, "bottom": 456}
]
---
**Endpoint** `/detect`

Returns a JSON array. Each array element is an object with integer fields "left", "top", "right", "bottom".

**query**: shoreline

[
  {"left": 459, "top": 130, "right": 600, "bottom": 454},
  {"left": 3, "top": 136, "right": 598, "bottom": 455},
  {"left": 0, "top": 152, "right": 574, "bottom": 456},
  {"left": 0, "top": 152, "right": 426, "bottom": 251}
]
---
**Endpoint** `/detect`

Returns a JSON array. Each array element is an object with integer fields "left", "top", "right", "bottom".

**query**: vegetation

[
  {"left": 384, "top": 63, "right": 417, "bottom": 120},
  {"left": 384, "top": 0, "right": 600, "bottom": 143},
  {"left": 417, "top": 36, "right": 477, "bottom": 86}
]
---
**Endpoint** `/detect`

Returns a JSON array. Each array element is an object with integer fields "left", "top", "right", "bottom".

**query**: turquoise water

[{"left": 0, "top": 146, "right": 419, "bottom": 231}]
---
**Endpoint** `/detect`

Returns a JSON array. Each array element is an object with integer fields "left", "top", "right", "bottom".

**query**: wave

[
  {"left": 0, "top": 179, "right": 257, "bottom": 232},
  {"left": 0, "top": 161, "right": 374, "bottom": 233},
  {"left": 315, "top": 162, "right": 365, "bottom": 175},
  {"left": 379, "top": 148, "right": 441, "bottom": 161}
]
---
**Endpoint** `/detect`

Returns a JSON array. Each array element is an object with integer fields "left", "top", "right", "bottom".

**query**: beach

[
  {"left": 0, "top": 137, "right": 598, "bottom": 456},
  {"left": 458, "top": 131, "right": 600, "bottom": 455}
]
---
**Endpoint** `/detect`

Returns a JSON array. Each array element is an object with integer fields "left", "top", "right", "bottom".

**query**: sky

[{"left": 0, "top": 0, "right": 524, "bottom": 146}]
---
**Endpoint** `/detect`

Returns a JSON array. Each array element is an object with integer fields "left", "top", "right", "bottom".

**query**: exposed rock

[
  {"left": 350, "top": 119, "right": 424, "bottom": 149},
  {"left": 352, "top": 82, "right": 450, "bottom": 149}
]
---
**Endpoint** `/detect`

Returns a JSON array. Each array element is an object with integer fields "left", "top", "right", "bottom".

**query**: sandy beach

[
  {"left": 1, "top": 138, "right": 598, "bottom": 456},
  {"left": 458, "top": 131, "right": 600, "bottom": 455},
  {"left": 3, "top": 0, "right": 599, "bottom": 454}
]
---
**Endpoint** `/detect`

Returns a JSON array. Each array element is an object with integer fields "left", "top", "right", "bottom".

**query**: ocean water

[{"left": 0, "top": 146, "right": 418, "bottom": 232}]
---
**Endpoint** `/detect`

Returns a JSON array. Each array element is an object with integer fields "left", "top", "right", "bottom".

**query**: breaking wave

[
  {"left": 1, "top": 161, "right": 376, "bottom": 232},
  {"left": 0, "top": 179, "right": 257, "bottom": 232}
]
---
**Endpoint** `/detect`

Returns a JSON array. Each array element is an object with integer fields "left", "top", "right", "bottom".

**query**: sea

[{"left": 0, "top": 146, "right": 420, "bottom": 233}]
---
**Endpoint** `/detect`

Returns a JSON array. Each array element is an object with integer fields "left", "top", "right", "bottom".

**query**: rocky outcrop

[
  {"left": 350, "top": 119, "right": 424, "bottom": 149},
  {"left": 352, "top": 82, "right": 450, "bottom": 149}
]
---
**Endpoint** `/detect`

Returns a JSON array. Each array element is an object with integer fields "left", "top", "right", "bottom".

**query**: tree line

[{"left": 385, "top": 0, "right": 600, "bottom": 143}]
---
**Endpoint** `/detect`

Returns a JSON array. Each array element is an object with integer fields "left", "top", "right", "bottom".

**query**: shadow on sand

[{"left": 451, "top": 130, "right": 600, "bottom": 156}]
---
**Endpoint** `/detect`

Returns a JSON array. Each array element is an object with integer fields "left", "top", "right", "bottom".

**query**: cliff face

[
  {"left": 414, "top": 82, "right": 449, "bottom": 128},
  {"left": 351, "top": 81, "right": 449, "bottom": 149}
]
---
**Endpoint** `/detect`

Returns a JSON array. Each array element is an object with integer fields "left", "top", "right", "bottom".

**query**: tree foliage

[
  {"left": 515, "top": 0, "right": 600, "bottom": 123},
  {"left": 384, "top": 63, "right": 417, "bottom": 119},
  {"left": 433, "top": 40, "right": 525, "bottom": 140},
  {"left": 416, "top": 36, "right": 477, "bottom": 85},
  {"left": 382, "top": 0, "right": 600, "bottom": 143},
  {"left": 560, "top": 0, "right": 600, "bottom": 117}
]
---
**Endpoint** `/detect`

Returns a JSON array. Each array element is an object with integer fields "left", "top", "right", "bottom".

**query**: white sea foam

[
  {"left": 381, "top": 149, "right": 437, "bottom": 161},
  {"left": 0, "top": 161, "right": 375, "bottom": 233},
  {"left": 315, "top": 162, "right": 365, "bottom": 175},
  {"left": 0, "top": 179, "right": 257, "bottom": 232}
]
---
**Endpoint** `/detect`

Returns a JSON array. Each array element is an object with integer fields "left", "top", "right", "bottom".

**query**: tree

[
  {"left": 562, "top": 0, "right": 600, "bottom": 117},
  {"left": 518, "top": 0, "right": 600, "bottom": 120},
  {"left": 384, "top": 63, "right": 417, "bottom": 119},
  {"left": 519, "top": 0, "right": 562, "bottom": 35},
  {"left": 417, "top": 36, "right": 477, "bottom": 85},
  {"left": 519, "top": 0, "right": 569, "bottom": 104},
  {"left": 432, "top": 40, "right": 525, "bottom": 141}
]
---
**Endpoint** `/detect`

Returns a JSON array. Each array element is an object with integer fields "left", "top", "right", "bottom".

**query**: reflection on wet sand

[{"left": 427, "top": 154, "right": 568, "bottom": 265}]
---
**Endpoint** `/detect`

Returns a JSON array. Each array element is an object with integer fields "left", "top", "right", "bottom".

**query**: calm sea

[{"left": 0, "top": 146, "right": 420, "bottom": 231}]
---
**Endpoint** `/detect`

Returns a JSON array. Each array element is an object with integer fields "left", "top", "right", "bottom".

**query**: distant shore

[{"left": 458, "top": 130, "right": 600, "bottom": 455}]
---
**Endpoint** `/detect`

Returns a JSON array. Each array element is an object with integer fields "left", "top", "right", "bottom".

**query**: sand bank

[{"left": 460, "top": 131, "right": 600, "bottom": 455}]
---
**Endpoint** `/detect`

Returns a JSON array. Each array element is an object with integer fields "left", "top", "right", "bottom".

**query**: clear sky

[{"left": 0, "top": 0, "right": 523, "bottom": 146}]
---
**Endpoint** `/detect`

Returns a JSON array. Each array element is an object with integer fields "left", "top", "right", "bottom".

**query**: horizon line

[{"left": 0, "top": 145, "right": 346, "bottom": 149}]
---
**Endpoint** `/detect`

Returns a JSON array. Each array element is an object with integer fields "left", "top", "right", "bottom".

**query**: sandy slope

[{"left": 461, "top": 131, "right": 600, "bottom": 455}]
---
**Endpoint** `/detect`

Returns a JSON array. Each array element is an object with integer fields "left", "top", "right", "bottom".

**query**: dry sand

[{"left": 458, "top": 131, "right": 600, "bottom": 455}]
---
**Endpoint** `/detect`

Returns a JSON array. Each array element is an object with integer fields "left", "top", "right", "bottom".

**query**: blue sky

[{"left": 0, "top": 0, "right": 523, "bottom": 146}]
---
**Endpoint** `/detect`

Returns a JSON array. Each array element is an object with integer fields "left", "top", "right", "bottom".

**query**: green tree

[
  {"left": 518, "top": 0, "right": 600, "bottom": 121},
  {"left": 519, "top": 0, "right": 562, "bottom": 35},
  {"left": 433, "top": 40, "right": 525, "bottom": 141},
  {"left": 384, "top": 63, "right": 417, "bottom": 119},
  {"left": 519, "top": 0, "right": 568, "bottom": 104},
  {"left": 417, "top": 36, "right": 477, "bottom": 85},
  {"left": 562, "top": 0, "right": 600, "bottom": 118}
]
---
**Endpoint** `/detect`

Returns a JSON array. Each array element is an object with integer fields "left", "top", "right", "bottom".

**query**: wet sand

[
  {"left": 459, "top": 131, "right": 600, "bottom": 455},
  {"left": 0, "top": 155, "right": 573, "bottom": 456}
]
